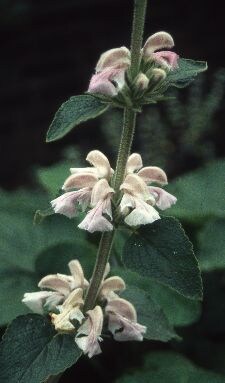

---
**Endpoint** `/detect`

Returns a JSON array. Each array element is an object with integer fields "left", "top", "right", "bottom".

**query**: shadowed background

[{"left": 0, "top": 0, "right": 224, "bottom": 189}]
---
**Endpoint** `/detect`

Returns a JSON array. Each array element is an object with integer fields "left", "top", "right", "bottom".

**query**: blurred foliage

[
  {"left": 101, "top": 69, "right": 225, "bottom": 175},
  {"left": 0, "top": 69, "right": 225, "bottom": 381},
  {"left": 0, "top": 152, "right": 224, "bottom": 381},
  {"left": 116, "top": 351, "right": 225, "bottom": 382}
]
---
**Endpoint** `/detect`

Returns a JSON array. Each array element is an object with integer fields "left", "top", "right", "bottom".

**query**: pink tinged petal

[
  {"left": 68, "top": 260, "right": 89, "bottom": 289},
  {"left": 142, "top": 31, "right": 174, "bottom": 56},
  {"left": 88, "top": 73, "right": 118, "bottom": 96},
  {"left": 75, "top": 306, "right": 103, "bottom": 358},
  {"left": 38, "top": 274, "right": 72, "bottom": 295},
  {"left": 96, "top": 47, "right": 130, "bottom": 72},
  {"left": 78, "top": 201, "right": 113, "bottom": 233},
  {"left": 22, "top": 291, "right": 56, "bottom": 314},
  {"left": 91, "top": 179, "right": 114, "bottom": 207},
  {"left": 51, "top": 192, "right": 79, "bottom": 218},
  {"left": 88, "top": 66, "right": 126, "bottom": 95},
  {"left": 51, "top": 189, "right": 91, "bottom": 218},
  {"left": 124, "top": 199, "right": 160, "bottom": 226},
  {"left": 149, "top": 186, "right": 177, "bottom": 210},
  {"left": 126, "top": 153, "right": 143, "bottom": 174},
  {"left": 106, "top": 298, "right": 146, "bottom": 342},
  {"left": 112, "top": 316, "right": 147, "bottom": 341},
  {"left": 86, "top": 150, "right": 113, "bottom": 179},
  {"left": 106, "top": 298, "right": 137, "bottom": 321},
  {"left": 62, "top": 174, "right": 98, "bottom": 190},
  {"left": 120, "top": 174, "right": 151, "bottom": 201},
  {"left": 137, "top": 166, "right": 168, "bottom": 185},
  {"left": 99, "top": 276, "right": 126, "bottom": 300},
  {"left": 151, "top": 51, "right": 179, "bottom": 70}
]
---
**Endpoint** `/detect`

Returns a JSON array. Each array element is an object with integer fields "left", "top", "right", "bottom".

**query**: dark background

[{"left": 0, "top": 0, "right": 224, "bottom": 189}]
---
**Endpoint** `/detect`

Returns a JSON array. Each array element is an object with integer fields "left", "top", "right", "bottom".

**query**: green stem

[
  {"left": 112, "top": 108, "right": 136, "bottom": 193},
  {"left": 83, "top": 231, "right": 115, "bottom": 312},
  {"left": 130, "top": 0, "right": 148, "bottom": 79},
  {"left": 83, "top": 0, "right": 147, "bottom": 312}
]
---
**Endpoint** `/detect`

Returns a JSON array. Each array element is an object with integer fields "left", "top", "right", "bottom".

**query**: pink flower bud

[{"left": 152, "top": 51, "right": 179, "bottom": 70}]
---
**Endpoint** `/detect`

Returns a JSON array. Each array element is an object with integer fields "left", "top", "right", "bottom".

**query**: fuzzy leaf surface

[
  {"left": 0, "top": 314, "right": 81, "bottom": 383},
  {"left": 116, "top": 351, "right": 225, "bottom": 383},
  {"left": 167, "top": 159, "right": 225, "bottom": 222},
  {"left": 123, "top": 217, "right": 202, "bottom": 300},
  {"left": 198, "top": 219, "right": 225, "bottom": 271},
  {"left": 115, "top": 268, "right": 201, "bottom": 327},
  {"left": 46, "top": 94, "right": 109, "bottom": 142},
  {"left": 166, "top": 58, "right": 207, "bottom": 88},
  {"left": 122, "top": 286, "right": 178, "bottom": 341}
]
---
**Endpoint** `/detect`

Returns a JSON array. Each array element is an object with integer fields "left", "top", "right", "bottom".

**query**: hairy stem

[
  {"left": 112, "top": 108, "right": 136, "bottom": 193},
  {"left": 83, "top": 231, "right": 115, "bottom": 312},
  {"left": 83, "top": 0, "right": 147, "bottom": 312},
  {"left": 130, "top": 0, "right": 148, "bottom": 79}
]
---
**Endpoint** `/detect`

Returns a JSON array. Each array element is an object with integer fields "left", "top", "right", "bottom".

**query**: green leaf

[
  {"left": 115, "top": 268, "right": 201, "bottom": 327},
  {"left": 167, "top": 58, "right": 207, "bottom": 88},
  {"left": 116, "top": 351, "right": 225, "bottom": 383},
  {"left": 46, "top": 94, "right": 109, "bottom": 142},
  {"left": 35, "top": 243, "right": 95, "bottom": 280},
  {"left": 197, "top": 219, "right": 225, "bottom": 271},
  {"left": 0, "top": 314, "right": 81, "bottom": 383},
  {"left": 0, "top": 192, "right": 96, "bottom": 325},
  {"left": 123, "top": 217, "right": 202, "bottom": 300},
  {"left": 167, "top": 159, "right": 225, "bottom": 223},
  {"left": 122, "top": 286, "right": 178, "bottom": 341},
  {"left": 37, "top": 161, "right": 70, "bottom": 196}
]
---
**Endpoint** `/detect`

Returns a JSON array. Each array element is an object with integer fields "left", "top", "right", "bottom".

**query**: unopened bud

[
  {"left": 96, "top": 47, "right": 130, "bottom": 72},
  {"left": 135, "top": 73, "right": 149, "bottom": 90},
  {"left": 151, "top": 68, "right": 167, "bottom": 82}
]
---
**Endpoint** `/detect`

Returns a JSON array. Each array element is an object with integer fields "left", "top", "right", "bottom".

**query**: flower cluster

[
  {"left": 50, "top": 150, "right": 177, "bottom": 232},
  {"left": 88, "top": 31, "right": 179, "bottom": 97},
  {"left": 23, "top": 260, "right": 146, "bottom": 358}
]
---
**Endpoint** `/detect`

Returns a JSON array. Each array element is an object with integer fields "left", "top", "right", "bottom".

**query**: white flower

[
  {"left": 22, "top": 260, "right": 88, "bottom": 314},
  {"left": 119, "top": 153, "right": 177, "bottom": 226},
  {"left": 149, "top": 186, "right": 177, "bottom": 210},
  {"left": 51, "top": 150, "right": 115, "bottom": 232},
  {"left": 51, "top": 288, "right": 84, "bottom": 332},
  {"left": 78, "top": 179, "right": 114, "bottom": 233},
  {"left": 51, "top": 188, "right": 90, "bottom": 219},
  {"left": 88, "top": 47, "right": 130, "bottom": 96},
  {"left": 98, "top": 262, "right": 126, "bottom": 301},
  {"left": 105, "top": 298, "right": 146, "bottom": 341},
  {"left": 75, "top": 305, "right": 104, "bottom": 358},
  {"left": 88, "top": 31, "right": 179, "bottom": 97},
  {"left": 142, "top": 31, "right": 179, "bottom": 69},
  {"left": 22, "top": 291, "right": 58, "bottom": 315}
]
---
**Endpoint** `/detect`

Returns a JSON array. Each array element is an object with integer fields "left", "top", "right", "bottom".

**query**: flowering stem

[
  {"left": 130, "top": 0, "right": 148, "bottom": 79},
  {"left": 112, "top": 108, "right": 136, "bottom": 193},
  {"left": 83, "top": 231, "right": 115, "bottom": 311},
  {"left": 83, "top": 0, "right": 147, "bottom": 312}
]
